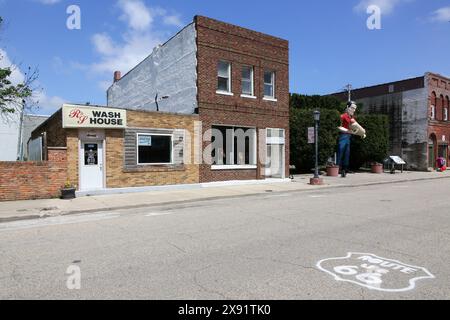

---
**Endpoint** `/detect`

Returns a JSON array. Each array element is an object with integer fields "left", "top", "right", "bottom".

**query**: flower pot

[
  {"left": 326, "top": 166, "right": 340, "bottom": 177},
  {"left": 371, "top": 163, "right": 383, "bottom": 174},
  {"left": 61, "top": 188, "right": 76, "bottom": 200}
]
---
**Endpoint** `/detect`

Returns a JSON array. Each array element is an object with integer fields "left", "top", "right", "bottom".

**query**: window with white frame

[
  {"left": 211, "top": 125, "right": 256, "bottom": 167},
  {"left": 264, "top": 70, "right": 275, "bottom": 99},
  {"left": 444, "top": 108, "right": 448, "bottom": 121},
  {"left": 137, "top": 133, "right": 172, "bottom": 164},
  {"left": 431, "top": 105, "right": 436, "bottom": 120},
  {"left": 241, "top": 66, "right": 254, "bottom": 96},
  {"left": 217, "top": 61, "right": 231, "bottom": 93}
]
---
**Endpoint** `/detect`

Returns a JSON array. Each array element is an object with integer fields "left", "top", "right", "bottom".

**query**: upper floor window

[
  {"left": 444, "top": 108, "right": 449, "bottom": 121},
  {"left": 430, "top": 105, "right": 436, "bottom": 120},
  {"left": 241, "top": 66, "right": 254, "bottom": 97},
  {"left": 430, "top": 91, "right": 437, "bottom": 120},
  {"left": 217, "top": 61, "right": 231, "bottom": 94},
  {"left": 264, "top": 70, "right": 275, "bottom": 99}
]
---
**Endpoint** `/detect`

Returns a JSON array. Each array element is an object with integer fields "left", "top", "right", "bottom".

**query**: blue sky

[{"left": 0, "top": 0, "right": 449, "bottom": 115}]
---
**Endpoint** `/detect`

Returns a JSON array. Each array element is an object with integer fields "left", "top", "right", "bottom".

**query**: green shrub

[
  {"left": 289, "top": 94, "right": 390, "bottom": 172},
  {"left": 350, "top": 114, "right": 390, "bottom": 169},
  {"left": 290, "top": 108, "right": 340, "bottom": 172}
]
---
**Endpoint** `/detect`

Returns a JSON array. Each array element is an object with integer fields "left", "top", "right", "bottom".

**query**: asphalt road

[{"left": 0, "top": 179, "right": 449, "bottom": 300}]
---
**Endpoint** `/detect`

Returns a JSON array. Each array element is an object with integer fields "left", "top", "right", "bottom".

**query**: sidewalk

[{"left": 1, "top": 170, "right": 449, "bottom": 223}]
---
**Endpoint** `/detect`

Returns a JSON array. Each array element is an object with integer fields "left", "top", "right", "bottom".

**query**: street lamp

[
  {"left": 310, "top": 110, "right": 323, "bottom": 185},
  {"left": 154, "top": 94, "right": 170, "bottom": 112}
]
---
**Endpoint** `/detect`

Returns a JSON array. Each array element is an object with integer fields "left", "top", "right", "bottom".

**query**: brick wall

[
  {"left": 31, "top": 109, "right": 67, "bottom": 151},
  {"left": 195, "top": 16, "right": 290, "bottom": 182},
  {"left": 105, "top": 110, "right": 200, "bottom": 188},
  {"left": 427, "top": 73, "right": 450, "bottom": 167},
  {"left": 0, "top": 148, "right": 68, "bottom": 201}
]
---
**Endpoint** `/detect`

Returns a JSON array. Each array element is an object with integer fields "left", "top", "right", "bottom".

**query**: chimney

[{"left": 113, "top": 71, "right": 121, "bottom": 83}]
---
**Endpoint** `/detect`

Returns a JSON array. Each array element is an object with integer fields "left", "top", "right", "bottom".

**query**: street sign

[{"left": 308, "top": 127, "right": 315, "bottom": 144}]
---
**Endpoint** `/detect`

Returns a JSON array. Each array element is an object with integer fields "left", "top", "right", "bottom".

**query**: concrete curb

[{"left": 1, "top": 175, "right": 449, "bottom": 224}]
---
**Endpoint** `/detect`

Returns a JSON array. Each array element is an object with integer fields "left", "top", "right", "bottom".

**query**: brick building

[
  {"left": 331, "top": 72, "right": 450, "bottom": 171},
  {"left": 108, "top": 15, "right": 290, "bottom": 183},
  {"left": 27, "top": 16, "right": 289, "bottom": 195}
]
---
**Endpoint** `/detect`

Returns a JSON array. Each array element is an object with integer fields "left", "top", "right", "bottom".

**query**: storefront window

[
  {"left": 137, "top": 134, "right": 172, "bottom": 164},
  {"left": 211, "top": 126, "right": 256, "bottom": 166}
]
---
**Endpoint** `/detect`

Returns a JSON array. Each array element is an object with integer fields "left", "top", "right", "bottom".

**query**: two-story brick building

[
  {"left": 107, "top": 15, "right": 290, "bottom": 184},
  {"left": 331, "top": 72, "right": 450, "bottom": 171},
  {"left": 30, "top": 16, "right": 290, "bottom": 194}
]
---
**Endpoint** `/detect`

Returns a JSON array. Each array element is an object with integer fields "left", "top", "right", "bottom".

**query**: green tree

[
  {"left": 0, "top": 17, "right": 38, "bottom": 117},
  {"left": 290, "top": 108, "right": 341, "bottom": 172},
  {"left": 289, "top": 94, "right": 390, "bottom": 171}
]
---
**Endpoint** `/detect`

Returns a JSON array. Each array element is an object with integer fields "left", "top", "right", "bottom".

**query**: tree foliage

[
  {"left": 349, "top": 114, "right": 390, "bottom": 169},
  {"left": 290, "top": 107, "right": 341, "bottom": 173},
  {"left": 289, "top": 94, "right": 390, "bottom": 171}
]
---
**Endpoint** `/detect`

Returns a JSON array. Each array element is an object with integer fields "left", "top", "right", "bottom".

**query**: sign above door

[{"left": 62, "top": 104, "right": 127, "bottom": 129}]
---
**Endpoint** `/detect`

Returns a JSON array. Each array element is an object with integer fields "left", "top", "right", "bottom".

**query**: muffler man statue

[{"left": 337, "top": 101, "right": 366, "bottom": 178}]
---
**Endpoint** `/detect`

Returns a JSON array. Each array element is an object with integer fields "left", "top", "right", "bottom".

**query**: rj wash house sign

[{"left": 62, "top": 104, "right": 127, "bottom": 129}]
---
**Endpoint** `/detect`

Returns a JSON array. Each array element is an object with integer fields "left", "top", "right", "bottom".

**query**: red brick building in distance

[{"left": 331, "top": 72, "right": 450, "bottom": 171}]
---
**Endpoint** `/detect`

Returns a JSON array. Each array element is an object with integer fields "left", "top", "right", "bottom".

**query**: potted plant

[
  {"left": 371, "top": 162, "right": 384, "bottom": 174},
  {"left": 326, "top": 159, "right": 340, "bottom": 177},
  {"left": 61, "top": 179, "right": 76, "bottom": 199}
]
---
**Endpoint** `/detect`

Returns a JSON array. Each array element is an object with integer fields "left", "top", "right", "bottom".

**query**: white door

[
  {"left": 80, "top": 141, "right": 104, "bottom": 190},
  {"left": 266, "top": 129, "right": 285, "bottom": 179},
  {"left": 266, "top": 144, "right": 284, "bottom": 178}
]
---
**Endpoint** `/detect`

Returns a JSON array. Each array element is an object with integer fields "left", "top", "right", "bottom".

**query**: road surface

[{"left": 0, "top": 179, "right": 449, "bottom": 299}]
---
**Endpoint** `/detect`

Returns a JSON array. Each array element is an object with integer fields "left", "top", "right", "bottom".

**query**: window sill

[
  {"left": 263, "top": 97, "right": 278, "bottom": 102},
  {"left": 211, "top": 165, "right": 257, "bottom": 170},
  {"left": 216, "top": 90, "right": 234, "bottom": 96},
  {"left": 240, "top": 94, "right": 257, "bottom": 99},
  {"left": 124, "top": 164, "right": 185, "bottom": 173}
]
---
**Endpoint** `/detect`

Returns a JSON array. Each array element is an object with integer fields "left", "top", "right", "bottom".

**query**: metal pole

[
  {"left": 346, "top": 84, "right": 352, "bottom": 102},
  {"left": 314, "top": 118, "right": 319, "bottom": 179},
  {"left": 17, "top": 100, "right": 25, "bottom": 161}
]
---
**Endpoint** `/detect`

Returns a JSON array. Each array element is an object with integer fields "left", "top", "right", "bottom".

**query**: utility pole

[
  {"left": 17, "top": 99, "right": 25, "bottom": 161},
  {"left": 345, "top": 84, "right": 352, "bottom": 102}
]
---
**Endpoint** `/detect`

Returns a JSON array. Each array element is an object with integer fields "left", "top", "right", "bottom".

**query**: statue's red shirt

[{"left": 341, "top": 113, "right": 354, "bottom": 132}]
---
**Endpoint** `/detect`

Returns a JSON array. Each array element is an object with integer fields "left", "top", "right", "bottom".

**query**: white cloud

[
  {"left": 431, "top": 6, "right": 450, "bottom": 23},
  {"left": 33, "top": 91, "right": 66, "bottom": 115},
  {"left": 87, "top": 0, "right": 185, "bottom": 82},
  {"left": 118, "top": 0, "right": 153, "bottom": 31},
  {"left": 354, "top": 0, "right": 411, "bottom": 15},
  {"left": 0, "top": 49, "right": 25, "bottom": 84},
  {"left": 1, "top": 49, "right": 66, "bottom": 115},
  {"left": 163, "top": 14, "right": 184, "bottom": 28},
  {"left": 35, "top": 0, "right": 61, "bottom": 5}
]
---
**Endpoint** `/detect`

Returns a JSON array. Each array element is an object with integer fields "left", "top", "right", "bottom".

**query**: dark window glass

[
  {"left": 138, "top": 135, "right": 171, "bottom": 164},
  {"left": 84, "top": 144, "right": 98, "bottom": 165}
]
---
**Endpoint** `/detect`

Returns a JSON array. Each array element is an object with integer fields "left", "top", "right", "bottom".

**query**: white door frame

[
  {"left": 265, "top": 128, "right": 286, "bottom": 179},
  {"left": 78, "top": 130, "right": 106, "bottom": 191}
]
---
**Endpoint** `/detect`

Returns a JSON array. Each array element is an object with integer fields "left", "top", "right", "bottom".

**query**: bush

[
  {"left": 289, "top": 94, "right": 390, "bottom": 172},
  {"left": 290, "top": 108, "right": 340, "bottom": 172},
  {"left": 349, "top": 114, "right": 390, "bottom": 169}
]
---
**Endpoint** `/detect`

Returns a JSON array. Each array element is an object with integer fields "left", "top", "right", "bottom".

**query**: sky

[{"left": 0, "top": 0, "right": 449, "bottom": 115}]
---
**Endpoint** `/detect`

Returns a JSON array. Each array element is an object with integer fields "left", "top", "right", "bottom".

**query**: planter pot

[
  {"left": 326, "top": 166, "right": 340, "bottom": 177},
  {"left": 371, "top": 163, "right": 384, "bottom": 174},
  {"left": 61, "top": 188, "right": 76, "bottom": 200}
]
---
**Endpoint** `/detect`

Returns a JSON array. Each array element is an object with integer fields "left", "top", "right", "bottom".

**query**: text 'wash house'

[{"left": 31, "top": 16, "right": 290, "bottom": 193}]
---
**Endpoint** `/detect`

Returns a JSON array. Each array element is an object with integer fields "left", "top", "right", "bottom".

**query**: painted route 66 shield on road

[{"left": 316, "top": 252, "right": 435, "bottom": 293}]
